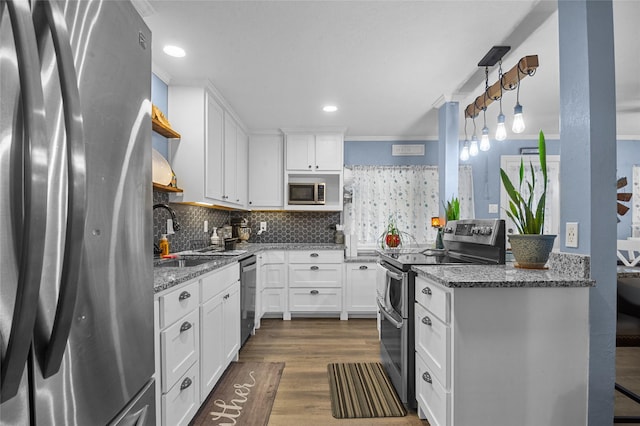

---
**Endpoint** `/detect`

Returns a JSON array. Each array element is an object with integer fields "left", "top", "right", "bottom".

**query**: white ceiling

[{"left": 141, "top": 0, "right": 639, "bottom": 140}]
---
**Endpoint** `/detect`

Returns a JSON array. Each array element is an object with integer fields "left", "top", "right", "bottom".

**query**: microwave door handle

[
  {"left": 32, "top": 0, "right": 87, "bottom": 379},
  {"left": 0, "top": 0, "right": 50, "bottom": 403}
]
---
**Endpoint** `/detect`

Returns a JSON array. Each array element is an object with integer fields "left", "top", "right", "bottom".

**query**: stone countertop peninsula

[
  {"left": 413, "top": 252, "right": 595, "bottom": 288},
  {"left": 154, "top": 243, "right": 345, "bottom": 293}
]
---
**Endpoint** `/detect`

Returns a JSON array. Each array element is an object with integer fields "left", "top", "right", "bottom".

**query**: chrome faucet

[
  {"left": 153, "top": 203, "right": 181, "bottom": 231},
  {"left": 153, "top": 203, "right": 181, "bottom": 255}
]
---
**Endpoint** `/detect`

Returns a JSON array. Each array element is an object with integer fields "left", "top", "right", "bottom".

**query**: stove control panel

[{"left": 443, "top": 219, "right": 504, "bottom": 246}]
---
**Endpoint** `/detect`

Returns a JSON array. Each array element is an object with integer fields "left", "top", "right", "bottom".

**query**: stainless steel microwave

[{"left": 288, "top": 182, "right": 326, "bottom": 205}]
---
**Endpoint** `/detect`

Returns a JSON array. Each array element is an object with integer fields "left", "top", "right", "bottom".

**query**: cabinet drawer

[
  {"left": 159, "top": 281, "right": 200, "bottom": 329},
  {"left": 289, "top": 264, "right": 341, "bottom": 287},
  {"left": 415, "top": 276, "right": 450, "bottom": 324},
  {"left": 162, "top": 361, "right": 199, "bottom": 426},
  {"left": 288, "top": 250, "right": 343, "bottom": 264},
  {"left": 160, "top": 310, "right": 198, "bottom": 393},
  {"left": 289, "top": 287, "right": 342, "bottom": 312},
  {"left": 261, "top": 250, "right": 285, "bottom": 264},
  {"left": 415, "top": 302, "right": 450, "bottom": 388},
  {"left": 416, "top": 352, "right": 450, "bottom": 426},
  {"left": 201, "top": 263, "right": 239, "bottom": 302}
]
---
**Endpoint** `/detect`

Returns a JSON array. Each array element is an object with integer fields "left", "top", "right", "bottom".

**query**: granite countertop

[
  {"left": 154, "top": 243, "right": 345, "bottom": 293},
  {"left": 617, "top": 265, "right": 640, "bottom": 279},
  {"left": 413, "top": 263, "right": 595, "bottom": 288}
]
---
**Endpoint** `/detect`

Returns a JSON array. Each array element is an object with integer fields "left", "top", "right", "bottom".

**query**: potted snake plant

[{"left": 500, "top": 130, "right": 556, "bottom": 268}]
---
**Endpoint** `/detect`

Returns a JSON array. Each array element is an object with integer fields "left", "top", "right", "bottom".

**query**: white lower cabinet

[
  {"left": 287, "top": 250, "right": 343, "bottom": 317},
  {"left": 200, "top": 264, "right": 240, "bottom": 401},
  {"left": 343, "top": 262, "right": 377, "bottom": 317},
  {"left": 257, "top": 251, "right": 287, "bottom": 322},
  {"left": 156, "top": 281, "right": 200, "bottom": 426},
  {"left": 155, "top": 263, "right": 241, "bottom": 426},
  {"left": 414, "top": 274, "right": 590, "bottom": 426}
]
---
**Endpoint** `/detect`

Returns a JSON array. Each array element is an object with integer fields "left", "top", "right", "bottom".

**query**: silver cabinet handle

[
  {"left": 422, "top": 372, "right": 432, "bottom": 384},
  {"left": 310, "top": 253, "right": 319, "bottom": 257},
  {"left": 421, "top": 316, "right": 432, "bottom": 326},
  {"left": 180, "top": 377, "right": 192, "bottom": 391},
  {"left": 179, "top": 291, "right": 191, "bottom": 301},
  {"left": 179, "top": 322, "right": 192, "bottom": 333},
  {"left": 310, "top": 290, "right": 319, "bottom": 295},
  {"left": 422, "top": 287, "right": 432, "bottom": 295},
  {"left": 310, "top": 266, "right": 319, "bottom": 270},
  {"left": 359, "top": 265, "right": 368, "bottom": 270}
]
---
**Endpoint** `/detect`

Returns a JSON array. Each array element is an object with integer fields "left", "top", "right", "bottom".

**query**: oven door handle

[
  {"left": 376, "top": 298, "right": 403, "bottom": 329},
  {"left": 385, "top": 269, "right": 404, "bottom": 281}
]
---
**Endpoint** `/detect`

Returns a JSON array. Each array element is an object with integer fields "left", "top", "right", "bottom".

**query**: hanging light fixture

[
  {"left": 479, "top": 67, "right": 491, "bottom": 151},
  {"left": 512, "top": 64, "right": 525, "bottom": 134},
  {"left": 495, "top": 60, "right": 507, "bottom": 141},
  {"left": 460, "top": 118, "right": 470, "bottom": 161},
  {"left": 469, "top": 116, "right": 479, "bottom": 157}
]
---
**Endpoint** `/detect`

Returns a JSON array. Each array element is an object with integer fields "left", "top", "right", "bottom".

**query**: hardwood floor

[
  {"left": 239, "top": 318, "right": 429, "bottom": 425},
  {"left": 239, "top": 318, "right": 640, "bottom": 426},
  {"left": 616, "top": 347, "right": 640, "bottom": 425}
]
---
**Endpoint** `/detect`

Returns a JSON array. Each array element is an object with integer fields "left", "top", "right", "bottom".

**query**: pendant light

[
  {"left": 460, "top": 118, "right": 470, "bottom": 161},
  {"left": 495, "top": 60, "right": 507, "bottom": 141},
  {"left": 512, "top": 65, "right": 525, "bottom": 133},
  {"left": 469, "top": 116, "right": 479, "bottom": 157},
  {"left": 479, "top": 67, "right": 491, "bottom": 151}
]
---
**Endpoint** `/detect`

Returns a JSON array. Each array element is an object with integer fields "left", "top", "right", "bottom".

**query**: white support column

[{"left": 437, "top": 100, "right": 460, "bottom": 216}]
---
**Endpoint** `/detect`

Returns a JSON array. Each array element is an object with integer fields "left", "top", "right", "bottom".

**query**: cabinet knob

[
  {"left": 310, "top": 290, "right": 319, "bottom": 295},
  {"left": 310, "top": 253, "right": 319, "bottom": 257},
  {"left": 179, "top": 291, "right": 191, "bottom": 301},
  {"left": 359, "top": 265, "right": 368, "bottom": 270},
  {"left": 224, "top": 293, "right": 230, "bottom": 300},
  {"left": 180, "top": 377, "right": 192, "bottom": 391},
  {"left": 310, "top": 266, "right": 319, "bottom": 271},
  {"left": 308, "top": 165, "right": 312, "bottom": 169},
  {"left": 180, "top": 321, "right": 192, "bottom": 333},
  {"left": 421, "top": 316, "right": 432, "bottom": 326},
  {"left": 422, "top": 372, "right": 432, "bottom": 384},
  {"left": 315, "top": 165, "right": 319, "bottom": 169},
  {"left": 422, "top": 287, "right": 432, "bottom": 296},
  {"left": 249, "top": 201, "right": 252, "bottom": 205}
]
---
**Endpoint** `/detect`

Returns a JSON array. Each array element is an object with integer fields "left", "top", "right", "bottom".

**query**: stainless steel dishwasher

[{"left": 239, "top": 255, "right": 257, "bottom": 346}]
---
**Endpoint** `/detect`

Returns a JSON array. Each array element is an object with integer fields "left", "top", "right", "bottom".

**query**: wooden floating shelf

[
  {"left": 152, "top": 118, "right": 181, "bottom": 139},
  {"left": 153, "top": 182, "right": 183, "bottom": 193}
]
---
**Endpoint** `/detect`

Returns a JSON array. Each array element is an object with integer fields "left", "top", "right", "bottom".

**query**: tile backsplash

[{"left": 153, "top": 191, "right": 341, "bottom": 252}]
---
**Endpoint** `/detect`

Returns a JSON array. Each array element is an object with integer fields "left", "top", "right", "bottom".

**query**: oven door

[{"left": 376, "top": 262, "right": 409, "bottom": 404}]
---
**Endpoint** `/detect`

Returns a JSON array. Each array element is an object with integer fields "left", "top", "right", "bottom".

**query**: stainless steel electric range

[{"left": 376, "top": 219, "right": 506, "bottom": 409}]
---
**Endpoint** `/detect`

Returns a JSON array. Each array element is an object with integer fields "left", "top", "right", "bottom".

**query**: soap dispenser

[
  {"left": 210, "top": 227, "right": 220, "bottom": 247},
  {"left": 159, "top": 234, "right": 170, "bottom": 256}
]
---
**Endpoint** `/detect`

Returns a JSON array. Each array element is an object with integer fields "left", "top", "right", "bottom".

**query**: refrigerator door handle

[
  {"left": 0, "top": 0, "right": 50, "bottom": 403},
  {"left": 32, "top": 0, "right": 87, "bottom": 379}
]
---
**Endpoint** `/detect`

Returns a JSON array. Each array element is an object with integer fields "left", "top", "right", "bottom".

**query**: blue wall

[
  {"left": 152, "top": 74, "right": 170, "bottom": 158},
  {"left": 344, "top": 141, "right": 438, "bottom": 165},
  {"left": 344, "top": 138, "right": 639, "bottom": 239}
]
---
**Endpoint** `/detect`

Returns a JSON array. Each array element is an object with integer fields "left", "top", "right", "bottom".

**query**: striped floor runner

[{"left": 327, "top": 362, "right": 407, "bottom": 419}]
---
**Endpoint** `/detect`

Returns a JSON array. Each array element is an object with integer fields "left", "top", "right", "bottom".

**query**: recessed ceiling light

[
  {"left": 323, "top": 105, "right": 338, "bottom": 112},
  {"left": 163, "top": 45, "right": 185, "bottom": 58}
]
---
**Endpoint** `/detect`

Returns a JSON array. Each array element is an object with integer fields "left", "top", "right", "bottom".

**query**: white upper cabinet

[
  {"left": 285, "top": 133, "right": 343, "bottom": 172},
  {"left": 248, "top": 134, "right": 283, "bottom": 209},
  {"left": 167, "top": 84, "right": 248, "bottom": 209}
]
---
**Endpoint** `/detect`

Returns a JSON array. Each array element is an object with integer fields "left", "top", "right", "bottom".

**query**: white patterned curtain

[{"left": 343, "top": 165, "right": 475, "bottom": 248}]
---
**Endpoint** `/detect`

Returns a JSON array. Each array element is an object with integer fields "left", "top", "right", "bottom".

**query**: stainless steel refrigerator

[{"left": 1, "top": 0, "right": 155, "bottom": 424}]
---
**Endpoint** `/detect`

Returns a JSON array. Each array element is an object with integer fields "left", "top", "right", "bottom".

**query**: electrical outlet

[
  {"left": 488, "top": 204, "right": 498, "bottom": 214},
  {"left": 204, "top": 220, "right": 208, "bottom": 233},
  {"left": 566, "top": 222, "right": 578, "bottom": 248},
  {"left": 260, "top": 221, "right": 267, "bottom": 232}
]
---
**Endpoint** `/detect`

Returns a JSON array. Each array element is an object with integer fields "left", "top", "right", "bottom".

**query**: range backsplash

[{"left": 153, "top": 191, "right": 341, "bottom": 252}]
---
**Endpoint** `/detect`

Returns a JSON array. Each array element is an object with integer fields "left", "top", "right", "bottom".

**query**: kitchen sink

[{"left": 155, "top": 258, "right": 214, "bottom": 268}]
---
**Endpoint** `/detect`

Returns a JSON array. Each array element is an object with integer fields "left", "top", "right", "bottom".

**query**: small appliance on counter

[{"left": 231, "top": 218, "right": 251, "bottom": 243}]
